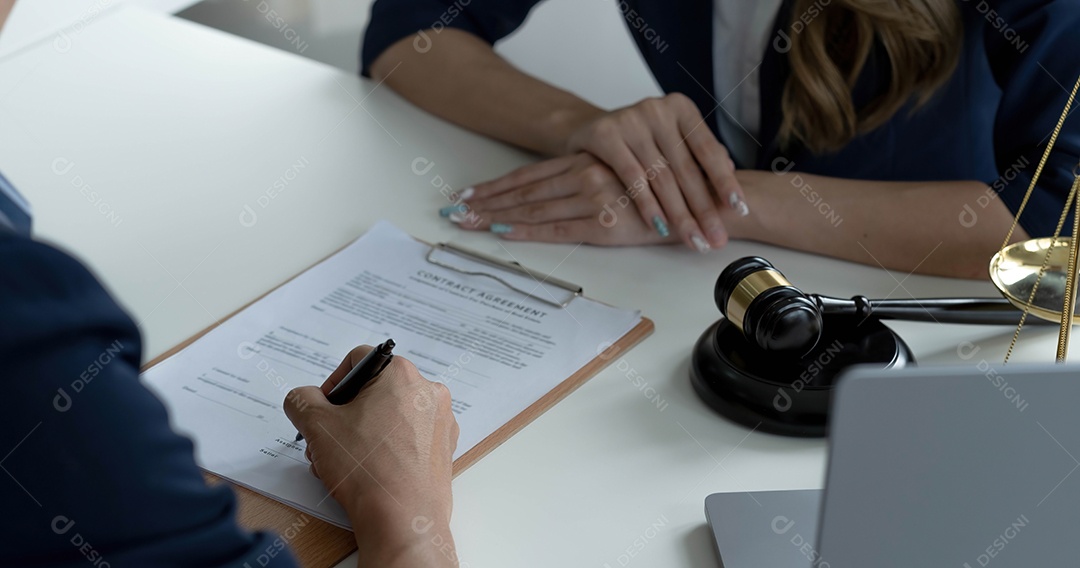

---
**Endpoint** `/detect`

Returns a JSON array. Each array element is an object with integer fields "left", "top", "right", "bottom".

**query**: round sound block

[{"left": 690, "top": 315, "right": 914, "bottom": 437}]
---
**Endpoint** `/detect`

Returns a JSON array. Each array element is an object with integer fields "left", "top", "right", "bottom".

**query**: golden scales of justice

[{"left": 990, "top": 72, "right": 1080, "bottom": 363}]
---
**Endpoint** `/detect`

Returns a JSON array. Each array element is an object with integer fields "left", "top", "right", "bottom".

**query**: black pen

[{"left": 295, "top": 339, "right": 396, "bottom": 442}]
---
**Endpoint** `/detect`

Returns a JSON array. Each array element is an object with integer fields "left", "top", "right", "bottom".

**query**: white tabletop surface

[{"left": 0, "top": 6, "right": 1066, "bottom": 567}]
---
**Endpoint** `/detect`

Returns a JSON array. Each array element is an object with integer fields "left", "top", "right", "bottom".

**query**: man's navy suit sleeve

[
  {"left": 0, "top": 234, "right": 299, "bottom": 567},
  {"left": 361, "top": 0, "right": 544, "bottom": 77},
  {"left": 979, "top": 0, "right": 1080, "bottom": 238}
]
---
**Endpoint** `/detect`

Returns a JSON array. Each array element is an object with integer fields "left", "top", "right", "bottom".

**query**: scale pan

[{"left": 990, "top": 237, "right": 1080, "bottom": 324}]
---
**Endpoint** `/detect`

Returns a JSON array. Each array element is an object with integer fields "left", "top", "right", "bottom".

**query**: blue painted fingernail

[
  {"left": 652, "top": 216, "right": 670, "bottom": 237},
  {"left": 440, "top": 204, "right": 468, "bottom": 217},
  {"left": 490, "top": 223, "right": 513, "bottom": 234}
]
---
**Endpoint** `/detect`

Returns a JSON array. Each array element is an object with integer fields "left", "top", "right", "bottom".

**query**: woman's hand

[
  {"left": 285, "top": 347, "right": 460, "bottom": 568},
  {"left": 447, "top": 153, "right": 684, "bottom": 246},
  {"left": 565, "top": 93, "right": 749, "bottom": 250}
]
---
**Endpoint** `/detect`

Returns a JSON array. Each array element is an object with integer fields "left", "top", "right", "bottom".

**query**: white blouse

[{"left": 712, "top": 0, "right": 784, "bottom": 166}]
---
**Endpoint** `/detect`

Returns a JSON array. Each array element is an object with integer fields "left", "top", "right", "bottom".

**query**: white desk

[
  {"left": 0, "top": 7, "right": 1064, "bottom": 567},
  {"left": 0, "top": 0, "right": 199, "bottom": 58}
]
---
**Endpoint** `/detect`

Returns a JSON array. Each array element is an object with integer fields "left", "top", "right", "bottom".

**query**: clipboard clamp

[{"left": 426, "top": 242, "right": 582, "bottom": 308}]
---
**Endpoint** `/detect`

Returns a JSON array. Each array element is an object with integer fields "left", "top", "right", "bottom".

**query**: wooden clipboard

[{"left": 141, "top": 235, "right": 655, "bottom": 568}]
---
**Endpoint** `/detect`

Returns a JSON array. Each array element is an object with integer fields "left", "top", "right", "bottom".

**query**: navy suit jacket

[
  {"left": 0, "top": 179, "right": 297, "bottom": 566},
  {"left": 362, "top": 0, "right": 1080, "bottom": 239}
]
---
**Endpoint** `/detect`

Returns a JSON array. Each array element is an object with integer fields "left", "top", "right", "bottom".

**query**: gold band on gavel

[{"left": 726, "top": 269, "right": 792, "bottom": 332}]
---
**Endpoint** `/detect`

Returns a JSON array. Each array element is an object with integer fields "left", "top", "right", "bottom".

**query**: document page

[{"left": 142, "top": 221, "right": 641, "bottom": 528}]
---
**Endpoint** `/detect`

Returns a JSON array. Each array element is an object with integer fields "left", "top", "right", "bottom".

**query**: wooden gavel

[{"left": 715, "top": 257, "right": 1050, "bottom": 354}]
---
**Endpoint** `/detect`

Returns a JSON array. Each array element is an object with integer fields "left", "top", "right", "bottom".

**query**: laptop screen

[{"left": 818, "top": 364, "right": 1080, "bottom": 567}]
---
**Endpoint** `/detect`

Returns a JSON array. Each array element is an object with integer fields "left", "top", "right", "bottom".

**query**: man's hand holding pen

[{"left": 285, "top": 345, "right": 460, "bottom": 568}]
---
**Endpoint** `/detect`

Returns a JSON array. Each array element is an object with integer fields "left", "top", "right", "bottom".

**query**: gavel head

[{"left": 715, "top": 257, "right": 823, "bottom": 354}]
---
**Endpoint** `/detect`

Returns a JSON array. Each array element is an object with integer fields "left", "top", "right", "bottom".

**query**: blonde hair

[{"left": 779, "top": 0, "right": 962, "bottom": 154}]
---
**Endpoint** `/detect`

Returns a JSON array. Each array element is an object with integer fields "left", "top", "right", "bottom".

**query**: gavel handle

[{"left": 812, "top": 295, "right": 1056, "bottom": 325}]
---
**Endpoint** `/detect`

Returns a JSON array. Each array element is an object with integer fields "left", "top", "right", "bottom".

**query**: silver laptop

[{"left": 706, "top": 364, "right": 1080, "bottom": 567}]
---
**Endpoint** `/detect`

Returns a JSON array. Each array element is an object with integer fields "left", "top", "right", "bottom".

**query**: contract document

[{"left": 142, "top": 221, "right": 643, "bottom": 528}]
